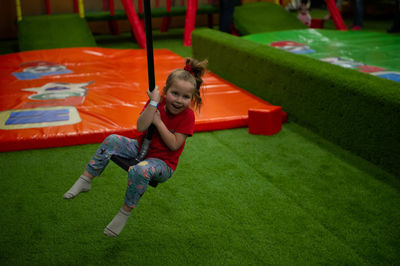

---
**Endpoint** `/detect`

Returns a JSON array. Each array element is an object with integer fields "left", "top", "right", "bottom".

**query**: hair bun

[{"left": 184, "top": 65, "right": 196, "bottom": 75}]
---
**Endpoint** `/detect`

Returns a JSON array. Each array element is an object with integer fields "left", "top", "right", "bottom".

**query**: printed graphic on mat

[
  {"left": 12, "top": 61, "right": 73, "bottom": 80},
  {"left": 319, "top": 57, "right": 400, "bottom": 82},
  {"left": 0, "top": 81, "right": 91, "bottom": 129},
  {"left": 0, "top": 106, "right": 81, "bottom": 130},
  {"left": 320, "top": 57, "right": 364, "bottom": 69},
  {"left": 22, "top": 81, "right": 92, "bottom": 100},
  {"left": 270, "top": 41, "right": 315, "bottom": 54},
  {"left": 371, "top": 71, "right": 400, "bottom": 82}
]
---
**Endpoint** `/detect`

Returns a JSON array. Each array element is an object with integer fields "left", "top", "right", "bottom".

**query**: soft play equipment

[
  {"left": 243, "top": 29, "right": 400, "bottom": 82},
  {"left": 18, "top": 14, "right": 97, "bottom": 51},
  {"left": 192, "top": 28, "right": 400, "bottom": 177},
  {"left": 248, "top": 108, "right": 283, "bottom": 136},
  {"left": 0, "top": 48, "right": 285, "bottom": 152},
  {"left": 16, "top": 0, "right": 218, "bottom": 50},
  {"left": 233, "top": 1, "right": 346, "bottom": 36},
  {"left": 233, "top": 2, "right": 308, "bottom": 35},
  {"left": 118, "top": 0, "right": 218, "bottom": 47},
  {"left": 16, "top": 0, "right": 97, "bottom": 51},
  {"left": 85, "top": 0, "right": 218, "bottom": 47}
]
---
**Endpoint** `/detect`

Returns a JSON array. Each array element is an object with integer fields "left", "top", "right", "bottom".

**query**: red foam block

[{"left": 248, "top": 108, "right": 282, "bottom": 136}]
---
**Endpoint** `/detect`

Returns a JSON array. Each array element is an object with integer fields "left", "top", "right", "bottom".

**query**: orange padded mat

[{"left": 0, "top": 48, "right": 284, "bottom": 152}]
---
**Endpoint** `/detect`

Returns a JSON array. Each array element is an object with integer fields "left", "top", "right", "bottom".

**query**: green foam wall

[
  {"left": 192, "top": 28, "right": 400, "bottom": 177},
  {"left": 18, "top": 14, "right": 96, "bottom": 51},
  {"left": 233, "top": 2, "right": 308, "bottom": 35}
]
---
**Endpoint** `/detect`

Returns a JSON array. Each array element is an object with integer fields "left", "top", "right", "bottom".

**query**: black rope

[
  {"left": 134, "top": 0, "right": 155, "bottom": 163},
  {"left": 144, "top": 0, "right": 155, "bottom": 91}
]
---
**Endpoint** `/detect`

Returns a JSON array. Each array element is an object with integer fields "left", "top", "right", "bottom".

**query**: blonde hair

[{"left": 163, "top": 57, "right": 208, "bottom": 112}]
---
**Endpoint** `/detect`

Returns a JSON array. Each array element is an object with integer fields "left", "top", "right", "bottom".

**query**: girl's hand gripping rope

[{"left": 147, "top": 86, "right": 160, "bottom": 103}]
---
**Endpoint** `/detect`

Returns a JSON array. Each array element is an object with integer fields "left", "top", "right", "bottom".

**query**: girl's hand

[
  {"left": 146, "top": 86, "right": 160, "bottom": 103},
  {"left": 153, "top": 109, "right": 162, "bottom": 126}
]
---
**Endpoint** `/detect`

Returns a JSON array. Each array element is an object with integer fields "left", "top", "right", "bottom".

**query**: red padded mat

[{"left": 0, "top": 48, "right": 284, "bottom": 152}]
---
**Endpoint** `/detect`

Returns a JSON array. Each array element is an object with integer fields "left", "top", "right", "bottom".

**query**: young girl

[{"left": 63, "top": 57, "right": 207, "bottom": 237}]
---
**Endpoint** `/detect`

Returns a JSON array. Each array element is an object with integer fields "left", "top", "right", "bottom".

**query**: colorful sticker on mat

[
  {"left": 320, "top": 57, "right": 364, "bottom": 69},
  {"left": 0, "top": 106, "right": 81, "bottom": 130},
  {"left": 320, "top": 57, "right": 400, "bottom": 82},
  {"left": 371, "top": 71, "right": 400, "bottom": 82},
  {"left": 22, "top": 81, "right": 92, "bottom": 100},
  {"left": 270, "top": 41, "right": 315, "bottom": 54},
  {"left": 12, "top": 61, "right": 73, "bottom": 80},
  {"left": 356, "top": 65, "right": 386, "bottom": 73}
]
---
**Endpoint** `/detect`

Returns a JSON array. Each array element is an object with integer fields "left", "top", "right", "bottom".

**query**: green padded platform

[
  {"left": 18, "top": 14, "right": 96, "bottom": 51},
  {"left": 243, "top": 29, "right": 400, "bottom": 75},
  {"left": 233, "top": 2, "right": 308, "bottom": 35}
]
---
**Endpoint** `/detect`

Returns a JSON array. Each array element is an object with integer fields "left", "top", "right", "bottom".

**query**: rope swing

[{"left": 111, "top": 0, "right": 159, "bottom": 187}]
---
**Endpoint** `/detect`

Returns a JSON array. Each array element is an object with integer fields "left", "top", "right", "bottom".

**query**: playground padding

[
  {"left": 243, "top": 29, "right": 400, "bottom": 82},
  {"left": 18, "top": 14, "right": 96, "bottom": 51},
  {"left": 233, "top": 2, "right": 308, "bottom": 36},
  {"left": 0, "top": 48, "right": 284, "bottom": 152},
  {"left": 192, "top": 28, "right": 400, "bottom": 177}
]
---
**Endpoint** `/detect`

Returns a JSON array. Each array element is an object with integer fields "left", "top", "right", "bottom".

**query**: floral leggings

[{"left": 86, "top": 134, "right": 173, "bottom": 208}]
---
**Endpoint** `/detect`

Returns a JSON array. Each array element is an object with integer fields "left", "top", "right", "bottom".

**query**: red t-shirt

[{"left": 138, "top": 99, "right": 195, "bottom": 170}]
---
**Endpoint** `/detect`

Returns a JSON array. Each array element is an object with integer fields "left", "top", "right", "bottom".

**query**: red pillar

[
  {"left": 184, "top": 0, "right": 198, "bottom": 46},
  {"left": 161, "top": 0, "right": 172, "bottom": 32},
  {"left": 104, "top": 0, "right": 120, "bottom": 35},
  {"left": 73, "top": 0, "right": 78, "bottom": 13},
  {"left": 138, "top": 0, "right": 145, "bottom": 29},
  {"left": 45, "top": 0, "right": 50, "bottom": 15},
  {"left": 325, "top": 0, "right": 347, "bottom": 30},
  {"left": 121, "top": 0, "right": 146, "bottom": 48}
]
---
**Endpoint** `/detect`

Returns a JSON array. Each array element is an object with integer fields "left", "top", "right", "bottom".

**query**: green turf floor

[
  {"left": 1, "top": 125, "right": 399, "bottom": 264},
  {"left": 1, "top": 22, "right": 399, "bottom": 264}
]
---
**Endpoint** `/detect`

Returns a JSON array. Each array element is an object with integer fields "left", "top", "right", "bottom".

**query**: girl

[{"left": 63, "top": 58, "right": 208, "bottom": 237}]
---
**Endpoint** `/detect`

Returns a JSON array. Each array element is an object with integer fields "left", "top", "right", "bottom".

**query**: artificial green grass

[
  {"left": 233, "top": 2, "right": 308, "bottom": 35},
  {"left": 18, "top": 14, "right": 96, "bottom": 51},
  {"left": 1, "top": 125, "right": 399, "bottom": 264}
]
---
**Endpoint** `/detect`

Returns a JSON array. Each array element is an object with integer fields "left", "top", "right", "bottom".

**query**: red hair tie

[{"left": 184, "top": 65, "right": 195, "bottom": 75}]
